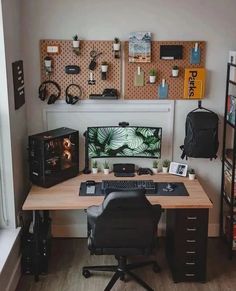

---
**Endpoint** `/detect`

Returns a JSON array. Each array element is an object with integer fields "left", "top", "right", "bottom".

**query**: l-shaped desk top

[{"left": 22, "top": 173, "right": 213, "bottom": 211}]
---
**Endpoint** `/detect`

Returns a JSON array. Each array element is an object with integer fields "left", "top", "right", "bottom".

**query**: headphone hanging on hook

[
  {"left": 38, "top": 79, "right": 61, "bottom": 104},
  {"left": 65, "top": 78, "right": 82, "bottom": 104}
]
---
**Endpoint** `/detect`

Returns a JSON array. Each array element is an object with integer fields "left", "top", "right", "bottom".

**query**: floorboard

[{"left": 16, "top": 238, "right": 236, "bottom": 291}]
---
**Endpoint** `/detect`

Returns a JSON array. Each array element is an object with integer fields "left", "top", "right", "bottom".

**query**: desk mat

[{"left": 79, "top": 182, "right": 189, "bottom": 197}]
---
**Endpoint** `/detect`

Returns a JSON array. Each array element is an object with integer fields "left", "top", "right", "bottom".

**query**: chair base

[{"left": 82, "top": 256, "right": 161, "bottom": 291}]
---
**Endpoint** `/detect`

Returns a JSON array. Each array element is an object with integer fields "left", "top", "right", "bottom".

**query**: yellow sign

[{"left": 184, "top": 68, "right": 206, "bottom": 99}]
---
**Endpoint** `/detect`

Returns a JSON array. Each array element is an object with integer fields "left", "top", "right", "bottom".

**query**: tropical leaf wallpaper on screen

[{"left": 88, "top": 127, "right": 162, "bottom": 158}]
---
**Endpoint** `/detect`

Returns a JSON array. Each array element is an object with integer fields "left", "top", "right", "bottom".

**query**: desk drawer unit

[{"left": 166, "top": 209, "right": 209, "bottom": 282}]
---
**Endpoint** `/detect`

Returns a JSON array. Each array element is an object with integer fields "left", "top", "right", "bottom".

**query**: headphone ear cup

[
  {"left": 66, "top": 93, "right": 73, "bottom": 104},
  {"left": 47, "top": 94, "right": 57, "bottom": 104},
  {"left": 71, "top": 96, "right": 79, "bottom": 105},
  {"left": 39, "top": 86, "right": 47, "bottom": 101}
]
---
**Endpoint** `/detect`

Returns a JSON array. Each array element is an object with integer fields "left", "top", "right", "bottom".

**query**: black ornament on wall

[{"left": 12, "top": 60, "right": 25, "bottom": 110}]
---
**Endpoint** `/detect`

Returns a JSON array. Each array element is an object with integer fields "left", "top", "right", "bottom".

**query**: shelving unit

[{"left": 220, "top": 63, "right": 236, "bottom": 259}]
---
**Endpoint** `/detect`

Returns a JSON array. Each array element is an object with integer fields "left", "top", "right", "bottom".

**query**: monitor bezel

[{"left": 86, "top": 125, "right": 162, "bottom": 159}]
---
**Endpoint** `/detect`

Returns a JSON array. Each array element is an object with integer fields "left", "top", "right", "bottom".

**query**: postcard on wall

[
  {"left": 183, "top": 68, "right": 206, "bottom": 99},
  {"left": 129, "top": 32, "right": 151, "bottom": 63}
]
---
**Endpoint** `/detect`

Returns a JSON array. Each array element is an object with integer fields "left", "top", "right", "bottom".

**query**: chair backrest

[{"left": 91, "top": 190, "right": 162, "bottom": 250}]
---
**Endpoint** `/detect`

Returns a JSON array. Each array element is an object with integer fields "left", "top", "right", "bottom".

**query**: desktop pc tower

[
  {"left": 29, "top": 127, "right": 79, "bottom": 188},
  {"left": 21, "top": 215, "right": 51, "bottom": 275}
]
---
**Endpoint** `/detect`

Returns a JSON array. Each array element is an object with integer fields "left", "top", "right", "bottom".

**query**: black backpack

[{"left": 180, "top": 109, "right": 219, "bottom": 160}]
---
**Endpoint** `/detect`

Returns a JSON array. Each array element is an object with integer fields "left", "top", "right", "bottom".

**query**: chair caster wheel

[
  {"left": 152, "top": 263, "right": 161, "bottom": 273},
  {"left": 120, "top": 274, "right": 125, "bottom": 281},
  {"left": 83, "top": 270, "right": 91, "bottom": 278}
]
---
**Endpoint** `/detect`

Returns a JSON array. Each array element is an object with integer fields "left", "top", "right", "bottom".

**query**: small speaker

[{"left": 113, "top": 163, "right": 135, "bottom": 177}]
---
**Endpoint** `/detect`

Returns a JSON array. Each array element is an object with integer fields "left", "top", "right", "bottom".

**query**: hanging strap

[{"left": 180, "top": 145, "right": 188, "bottom": 160}]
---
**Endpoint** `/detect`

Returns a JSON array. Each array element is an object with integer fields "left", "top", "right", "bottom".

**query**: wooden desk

[
  {"left": 23, "top": 173, "right": 212, "bottom": 210},
  {"left": 22, "top": 173, "right": 212, "bottom": 283}
]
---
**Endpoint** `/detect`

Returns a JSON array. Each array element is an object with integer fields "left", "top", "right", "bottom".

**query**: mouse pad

[
  {"left": 79, "top": 182, "right": 189, "bottom": 196},
  {"left": 156, "top": 182, "right": 189, "bottom": 196}
]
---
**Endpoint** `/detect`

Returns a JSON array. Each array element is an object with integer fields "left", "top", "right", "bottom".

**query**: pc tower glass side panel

[{"left": 29, "top": 127, "right": 79, "bottom": 188}]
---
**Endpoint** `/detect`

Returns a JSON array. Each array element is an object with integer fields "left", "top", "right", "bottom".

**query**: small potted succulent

[
  {"left": 72, "top": 34, "right": 80, "bottom": 48},
  {"left": 172, "top": 65, "right": 179, "bottom": 77},
  {"left": 101, "top": 61, "right": 109, "bottom": 73},
  {"left": 152, "top": 160, "right": 159, "bottom": 174},
  {"left": 149, "top": 69, "right": 157, "bottom": 83},
  {"left": 103, "top": 161, "right": 109, "bottom": 175},
  {"left": 162, "top": 159, "right": 170, "bottom": 173},
  {"left": 92, "top": 160, "right": 98, "bottom": 174},
  {"left": 113, "top": 37, "right": 120, "bottom": 51},
  {"left": 188, "top": 168, "right": 196, "bottom": 180}
]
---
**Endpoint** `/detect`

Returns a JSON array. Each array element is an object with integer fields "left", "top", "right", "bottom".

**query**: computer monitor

[{"left": 87, "top": 126, "right": 162, "bottom": 159}]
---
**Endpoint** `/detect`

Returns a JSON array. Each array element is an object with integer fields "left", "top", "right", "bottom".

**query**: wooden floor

[{"left": 17, "top": 238, "right": 236, "bottom": 291}]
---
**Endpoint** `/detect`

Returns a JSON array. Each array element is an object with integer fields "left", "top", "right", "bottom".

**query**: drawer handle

[
  {"left": 185, "top": 273, "right": 195, "bottom": 277},
  {"left": 186, "top": 228, "right": 197, "bottom": 232},
  {"left": 187, "top": 216, "right": 197, "bottom": 220},
  {"left": 186, "top": 262, "right": 196, "bottom": 265},
  {"left": 186, "top": 239, "right": 196, "bottom": 243},
  {"left": 186, "top": 251, "right": 196, "bottom": 254}
]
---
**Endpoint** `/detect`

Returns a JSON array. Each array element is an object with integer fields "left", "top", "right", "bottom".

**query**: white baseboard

[
  {"left": 52, "top": 223, "right": 220, "bottom": 238},
  {"left": 6, "top": 256, "right": 21, "bottom": 291}
]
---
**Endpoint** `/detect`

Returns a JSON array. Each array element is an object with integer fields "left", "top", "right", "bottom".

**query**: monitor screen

[{"left": 87, "top": 126, "right": 162, "bottom": 159}]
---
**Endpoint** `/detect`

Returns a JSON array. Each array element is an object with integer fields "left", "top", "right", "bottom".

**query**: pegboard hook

[{"left": 198, "top": 100, "right": 202, "bottom": 109}]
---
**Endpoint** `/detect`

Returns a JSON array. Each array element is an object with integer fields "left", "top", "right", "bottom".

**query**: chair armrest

[{"left": 87, "top": 205, "right": 103, "bottom": 229}]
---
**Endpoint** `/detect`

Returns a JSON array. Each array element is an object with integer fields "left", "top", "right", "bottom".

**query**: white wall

[
  {"left": 0, "top": 0, "right": 28, "bottom": 227},
  {"left": 0, "top": 0, "right": 15, "bottom": 228},
  {"left": 0, "top": 1, "right": 28, "bottom": 289},
  {"left": 21, "top": 0, "right": 236, "bottom": 236}
]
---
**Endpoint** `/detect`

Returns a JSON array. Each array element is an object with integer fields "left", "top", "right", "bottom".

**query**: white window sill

[{"left": 0, "top": 227, "right": 21, "bottom": 274}]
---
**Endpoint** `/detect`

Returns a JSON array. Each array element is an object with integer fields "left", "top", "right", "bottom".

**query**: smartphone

[{"left": 86, "top": 180, "right": 96, "bottom": 195}]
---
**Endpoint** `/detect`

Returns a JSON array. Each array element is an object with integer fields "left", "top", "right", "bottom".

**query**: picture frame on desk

[{"left": 169, "top": 162, "right": 188, "bottom": 177}]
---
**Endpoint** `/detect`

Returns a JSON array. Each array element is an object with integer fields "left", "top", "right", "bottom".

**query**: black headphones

[
  {"left": 38, "top": 80, "right": 61, "bottom": 104},
  {"left": 65, "top": 83, "right": 82, "bottom": 105}
]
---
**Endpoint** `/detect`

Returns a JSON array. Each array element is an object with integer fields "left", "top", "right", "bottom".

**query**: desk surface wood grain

[{"left": 22, "top": 173, "right": 213, "bottom": 210}]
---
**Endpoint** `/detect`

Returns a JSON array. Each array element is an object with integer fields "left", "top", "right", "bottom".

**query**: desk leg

[{"left": 33, "top": 210, "right": 40, "bottom": 282}]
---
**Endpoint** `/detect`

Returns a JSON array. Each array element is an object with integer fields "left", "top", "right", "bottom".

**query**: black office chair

[{"left": 82, "top": 190, "right": 162, "bottom": 291}]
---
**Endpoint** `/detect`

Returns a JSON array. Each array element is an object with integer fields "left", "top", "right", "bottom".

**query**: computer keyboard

[{"left": 101, "top": 180, "right": 156, "bottom": 194}]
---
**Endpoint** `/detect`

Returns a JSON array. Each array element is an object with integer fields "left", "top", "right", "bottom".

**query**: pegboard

[
  {"left": 124, "top": 41, "right": 206, "bottom": 100},
  {"left": 40, "top": 40, "right": 121, "bottom": 99}
]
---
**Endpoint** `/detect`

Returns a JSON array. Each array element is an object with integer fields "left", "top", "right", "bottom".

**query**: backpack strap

[{"left": 180, "top": 145, "right": 188, "bottom": 160}]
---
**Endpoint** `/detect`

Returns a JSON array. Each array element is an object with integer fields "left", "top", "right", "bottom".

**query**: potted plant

[
  {"left": 101, "top": 61, "right": 109, "bottom": 72},
  {"left": 149, "top": 69, "right": 157, "bottom": 83},
  {"left": 162, "top": 159, "right": 170, "bottom": 173},
  {"left": 113, "top": 37, "right": 120, "bottom": 51},
  {"left": 103, "top": 161, "right": 109, "bottom": 175},
  {"left": 149, "top": 69, "right": 157, "bottom": 84},
  {"left": 91, "top": 160, "right": 98, "bottom": 174},
  {"left": 188, "top": 168, "right": 196, "bottom": 180},
  {"left": 152, "top": 160, "right": 159, "bottom": 174},
  {"left": 172, "top": 65, "right": 179, "bottom": 77},
  {"left": 72, "top": 34, "right": 80, "bottom": 48}
]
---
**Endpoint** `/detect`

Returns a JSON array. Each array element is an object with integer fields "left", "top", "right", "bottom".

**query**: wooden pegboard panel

[
  {"left": 40, "top": 40, "right": 121, "bottom": 99},
  {"left": 124, "top": 41, "right": 206, "bottom": 100}
]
